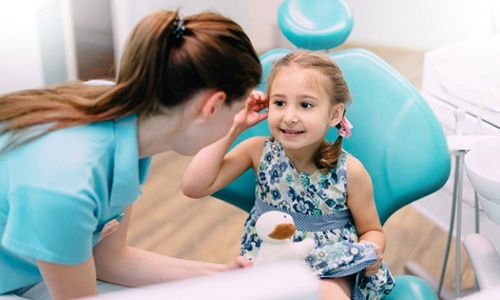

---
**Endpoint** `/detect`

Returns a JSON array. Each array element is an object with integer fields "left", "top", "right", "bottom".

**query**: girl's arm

[
  {"left": 346, "top": 156, "right": 385, "bottom": 276},
  {"left": 181, "top": 91, "right": 268, "bottom": 198}
]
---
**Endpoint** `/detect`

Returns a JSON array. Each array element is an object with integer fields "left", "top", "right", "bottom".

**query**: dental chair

[
  {"left": 463, "top": 137, "right": 500, "bottom": 293},
  {"left": 213, "top": 1, "right": 451, "bottom": 299}
]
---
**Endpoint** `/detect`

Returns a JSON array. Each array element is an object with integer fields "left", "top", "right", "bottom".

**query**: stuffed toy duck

[{"left": 254, "top": 211, "right": 316, "bottom": 264}]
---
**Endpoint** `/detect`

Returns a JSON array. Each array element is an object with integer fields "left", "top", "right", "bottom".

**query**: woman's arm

[
  {"left": 93, "top": 206, "right": 252, "bottom": 287},
  {"left": 181, "top": 91, "right": 268, "bottom": 198},
  {"left": 37, "top": 256, "right": 98, "bottom": 299},
  {"left": 346, "top": 156, "right": 385, "bottom": 275},
  {"left": 38, "top": 204, "right": 252, "bottom": 299}
]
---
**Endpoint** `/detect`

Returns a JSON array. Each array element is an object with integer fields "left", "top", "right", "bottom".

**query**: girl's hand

[
  {"left": 362, "top": 242, "right": 383, "bottom": 276},
  {"left": 233, "top": 91, "right": 268, "bottom": 132},
  {"left": 224, "top": 256, "right": 253, "bottom": 271}
]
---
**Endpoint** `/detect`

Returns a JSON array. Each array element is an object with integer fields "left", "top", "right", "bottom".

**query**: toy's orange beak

[{"left": 268, "top": 223, "right": 296, "bottom": 240}]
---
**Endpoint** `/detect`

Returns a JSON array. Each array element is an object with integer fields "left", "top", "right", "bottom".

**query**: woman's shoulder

[
  {"left": 40, "top": 121, "right": 115, "bottom": 152},
  {"left": 8, "top": 122, "right": 116, "bottom": 178},
  {"left": 85, "top": 79, "right": 115, "bottom": 86}
]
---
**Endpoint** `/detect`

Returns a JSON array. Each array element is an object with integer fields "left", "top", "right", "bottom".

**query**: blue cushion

[
  {"left": 215, "top": 48, "right": 450, "bottom": 224},
  {"left": 386, "top": 275, "right": 439, "bottom": 300},
  {"left": 277, "top": 0, "right": 353, "bottom": 50}
]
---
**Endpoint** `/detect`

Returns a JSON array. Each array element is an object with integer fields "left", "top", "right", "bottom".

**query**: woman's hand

[
  {"left": 224, "top": 256, "right": 253, "bottom": 271},
  {"left": 233, "top": 91, "right": 268, "bottom": 132}
]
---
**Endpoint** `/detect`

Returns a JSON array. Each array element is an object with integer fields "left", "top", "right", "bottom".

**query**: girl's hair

[
  {"left": 266, "top": 50, "right": 352, "bottom": 172},
  {"left": 0, "top": 10, "right": 261, "bottom": 153}
]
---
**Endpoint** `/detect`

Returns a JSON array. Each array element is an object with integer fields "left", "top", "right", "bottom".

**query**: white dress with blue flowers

[{"left": 241, "top": 139, "right": 395, "bottom": 299}]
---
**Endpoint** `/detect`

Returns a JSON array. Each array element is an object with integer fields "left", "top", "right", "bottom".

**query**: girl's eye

[
  {"left": 301, "top": 102, "right": 313, "bottom": 109},
  {"left": 273, "top": 100, "right": 285, "bottom": 107}
]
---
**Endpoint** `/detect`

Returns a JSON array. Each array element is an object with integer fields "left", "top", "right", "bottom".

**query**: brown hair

[
  {"left": 266, "top": 50, "right": 352, "bottom": 172},
  {"left": 0, "top": 10, "right": 261, "bottom": 153}
]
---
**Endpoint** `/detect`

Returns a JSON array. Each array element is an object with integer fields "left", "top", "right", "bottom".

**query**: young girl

[
  {"left": 182, "top": 50, "right": 395, "bottom": 299},
  {"left": 0, "top": 10, "right": 262, "bottom": 299}
]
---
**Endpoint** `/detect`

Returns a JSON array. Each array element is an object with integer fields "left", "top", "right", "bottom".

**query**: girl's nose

[{"left": 283, "top": 107, "right": 298, "bottom": 123}]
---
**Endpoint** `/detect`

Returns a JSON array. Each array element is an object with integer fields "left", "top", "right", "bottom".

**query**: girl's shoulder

[
  {"left": 345, "top": 152, "right": 361, "bottom": 168},
  {"left": 339, "top": 148, "right": 350, "bottom": 162},
  {"left": 230, "top": 136, "right": 268, "bottom": 171},
  {"left": 345, "top": 154, "right": 371, "bottom": 183},
  {"left": 237, "top": 136, "right": 267, "bottom": 153},
  {"left": 240, "top": 135, "right": 267, "bottom": 155}
]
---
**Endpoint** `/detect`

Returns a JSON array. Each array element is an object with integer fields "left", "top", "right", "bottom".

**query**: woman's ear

[
  {"left": 329, "top": 103, "right": 345, "bottom": 127},
  {"left": 197, "top": 90, "right": 227, "bottom": 120}
]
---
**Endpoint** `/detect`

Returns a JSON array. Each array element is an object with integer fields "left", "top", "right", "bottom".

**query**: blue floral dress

[{"left": 241, "top": 139, "right": 395, "bottom": 299}]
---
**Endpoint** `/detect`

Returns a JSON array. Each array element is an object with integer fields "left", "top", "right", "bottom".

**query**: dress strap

[{"left": 255, "top": 198, "right": 353, "bottom": 232}]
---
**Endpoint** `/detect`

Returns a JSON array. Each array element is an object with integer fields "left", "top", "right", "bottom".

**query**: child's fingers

[
  {"left": 248, "top": 97, "right": 268, "bottom": 112},
  {"left": 250, "top": 90, "right": 266, "bottom": 103},
  {"left": 364, "top": 259, "right": 382, "bottom": 276},
  {"left": 258, "top": 110, "right": 269, "bottom": 122},
  {"left": 364, "top": 265, "right": 377, "bottom": 276}
]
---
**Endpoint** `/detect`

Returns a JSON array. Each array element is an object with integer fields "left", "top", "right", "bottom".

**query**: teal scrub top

[{"left": 0, "top": 114, "right": 151, "bottom": 294}]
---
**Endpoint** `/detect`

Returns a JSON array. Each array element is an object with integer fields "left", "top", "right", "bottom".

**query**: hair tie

[
  {"left": 338, "top": 116, "right": 353, "bottom": 138},
  {"left": 172, "top": 15, "right": 186, "bottom": 39}
]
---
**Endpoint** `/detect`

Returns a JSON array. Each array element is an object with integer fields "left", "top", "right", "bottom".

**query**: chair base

[
  {"left": 405, "top": 261, "right": 477, "bottom": 300},
  {"left": 385, "top": 275, "right": 438, "bottom": 300}
]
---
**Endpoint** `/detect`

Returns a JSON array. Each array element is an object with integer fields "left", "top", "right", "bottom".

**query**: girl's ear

[
  {"left": 329, "top": 103, "right": 345, "bottom": 127},
  {"left": 197, "top": 90, "right": 227, "bottom": 120}
]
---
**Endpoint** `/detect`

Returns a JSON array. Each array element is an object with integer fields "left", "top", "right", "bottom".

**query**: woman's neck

[{"left": 137, "top": 112, "right": 184, "bottom": 158}]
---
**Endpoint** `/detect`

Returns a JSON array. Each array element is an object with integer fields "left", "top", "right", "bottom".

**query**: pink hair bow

[{"left": 338, "top": 116, "right": 353, "bottom": 138}]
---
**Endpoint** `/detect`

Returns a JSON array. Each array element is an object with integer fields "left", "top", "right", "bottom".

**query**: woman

[{"left": 0, "top": 9, "right": 263, "bottom": 299}]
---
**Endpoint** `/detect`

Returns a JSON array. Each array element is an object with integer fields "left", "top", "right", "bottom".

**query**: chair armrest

[
  {"left": 86, "top": 261, "right": 320, "bottom": 299},
  {"left": 464, "top": 233, "right": 500, "bottom": 290}
]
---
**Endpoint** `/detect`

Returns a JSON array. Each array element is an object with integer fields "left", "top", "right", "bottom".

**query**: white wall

[
  {"left": 0, "top": 2, "right": 49, "bottom": 94},
  {"left": 109, "top": 0, "right": 293, "bottom": 57},
  {"left": 245, "top": 0, "right": 287, "bottom": 53},
  {"left": 0, "top": 0, "right": 76, "bottom": 94},
  {"left": 110, "top": 0, "right": 253, "bottom": 64},
  {"left": 252, "top": 0, "right": 498, "bottom": 52},
  {"left": 345, "top": 0, "right": 496, "bottom": 50},
  {"left": 2, "top": 0, "right": 499, "bottom": 94}
]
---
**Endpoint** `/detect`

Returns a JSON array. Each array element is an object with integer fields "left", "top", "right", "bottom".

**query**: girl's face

[{"left": 268, "top": 66, "right": 343, "bottom": 153}]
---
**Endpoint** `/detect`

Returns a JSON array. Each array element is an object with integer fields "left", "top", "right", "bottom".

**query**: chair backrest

[
  {"left": 213, "top": 48, "right": 451, "bottom": 225},
  {"left": 277, "top": 0, "right": 353, "bottom": 50}
]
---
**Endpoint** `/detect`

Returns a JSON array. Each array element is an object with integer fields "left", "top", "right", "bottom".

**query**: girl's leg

[{"left": 320, "top": 276, "right": 354, "bottom": 300}]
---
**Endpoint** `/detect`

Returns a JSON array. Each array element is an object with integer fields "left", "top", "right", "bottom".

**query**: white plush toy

[{"left": 254, "top": 211, "right": 316, "bottom": 264}]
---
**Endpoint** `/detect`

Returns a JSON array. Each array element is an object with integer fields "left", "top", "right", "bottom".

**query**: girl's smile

[
  {"left": 268, "top": 66, "right": 341, "bottom": 152},
  {"left": 280, "top": 128, "right": 305, "bottom": 139}
]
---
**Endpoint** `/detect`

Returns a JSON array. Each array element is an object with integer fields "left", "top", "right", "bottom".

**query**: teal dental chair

[{"left": 214, "top": 1, "right": 451, "bottom": 299}]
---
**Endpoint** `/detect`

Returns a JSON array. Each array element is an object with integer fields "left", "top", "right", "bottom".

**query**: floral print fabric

[{"left": 241, "top": 139, "right": 395, "bottom": 299}]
